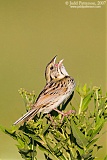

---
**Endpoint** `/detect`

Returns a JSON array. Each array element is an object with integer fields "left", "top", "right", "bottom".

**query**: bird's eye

[{"left": 50, "top": 66, "right": 53, "bottom": 70}]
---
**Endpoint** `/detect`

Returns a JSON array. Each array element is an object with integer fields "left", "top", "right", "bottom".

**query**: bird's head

[{"left": 45, "top": 56, "right": 69, "bottom": 83}]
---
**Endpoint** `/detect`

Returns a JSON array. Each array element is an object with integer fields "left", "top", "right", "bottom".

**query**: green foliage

[{"left": 1, "top": 85, "right": 107, "bottom": 160}]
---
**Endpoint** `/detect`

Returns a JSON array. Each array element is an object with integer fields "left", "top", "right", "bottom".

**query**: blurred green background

[{"left": 0, "top": 0, "right": 106, "bottom": 159}]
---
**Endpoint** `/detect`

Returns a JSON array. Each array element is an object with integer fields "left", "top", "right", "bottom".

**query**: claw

[{"left": 53, "top": 108, "right": 75, "bottom": 122}]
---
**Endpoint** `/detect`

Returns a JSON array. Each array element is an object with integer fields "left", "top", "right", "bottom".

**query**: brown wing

[{"left": 33, "top": 80, "right": 67, "bottom": 108}]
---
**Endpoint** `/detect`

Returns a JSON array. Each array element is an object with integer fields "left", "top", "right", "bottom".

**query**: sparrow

[
  {"left": 45, "top": 58, "right": 75, "bottom": 116},
  {"left": 14, "top": 57, "right": 75, "bottom": 125}
]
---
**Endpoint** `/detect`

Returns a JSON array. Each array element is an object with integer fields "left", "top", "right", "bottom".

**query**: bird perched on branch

[{"left": 14, "top": 56, "right": 75, "bottom": 125}]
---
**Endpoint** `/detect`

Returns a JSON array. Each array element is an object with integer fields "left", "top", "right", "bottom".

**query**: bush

[{"left": 1, "top": 84, "right": 107, "bottom": 160}]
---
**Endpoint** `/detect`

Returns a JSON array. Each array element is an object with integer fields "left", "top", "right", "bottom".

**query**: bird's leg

[
  {"left": 53, "top": 108, "right": 65, "bottom": 115},
  {"left": 53, "top": 108, "right": 75, "bottom": 115},
  {"left": 47, "top": 113, "right": 56, "bottom": 126},
  {"left": 53, "top": 108, "right": 75, "bottom": 122}
]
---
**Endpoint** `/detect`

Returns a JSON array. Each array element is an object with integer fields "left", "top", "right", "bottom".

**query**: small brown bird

[{"left": 14, "top": 57, "right": 75, "bottom": 125}]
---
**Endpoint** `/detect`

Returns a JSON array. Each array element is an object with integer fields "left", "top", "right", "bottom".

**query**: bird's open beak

[
  {"left": 54, "top": 59, "right": 64, "bottom": 68},
  {"left": 58, "top": 59, "right": 64, "bottom": 67},
  {"left": 53, "top": 55, "right": 57, "bottom": 64}
]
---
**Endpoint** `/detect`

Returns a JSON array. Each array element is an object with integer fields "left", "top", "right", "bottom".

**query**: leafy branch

[{"left": 1, "top": 85, "right": 107, "bottom": 160}]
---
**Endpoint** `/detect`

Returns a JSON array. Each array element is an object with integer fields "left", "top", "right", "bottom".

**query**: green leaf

[
  {"left": 41, "top": 123, "right": 51, "bottom": 135},
  {"left": 81, "top": 91, "right": 94, "bottom": 112},
  {"left": 76, "top": 84, "right": 90, "bottom": 97},
  {"left": 51, "top": 130, "right": 66, "bottom": 141},
  {"left": 39, "top": 144, "right": 60, "bottom": 160},
  {"left": 71, "top": 118, "right": 88, "bottom": 148},
  {"left": 86, "top": 138, "right": 98, "bottom": 149},
  {"left": 90, "top": 116, "right": 105, "bottom": 140},
  {"left": 45, "top": 138, "right": 54, "bottom": 152},
  {"left": 53, "top": 138, "right": 69, "bottom": 152},
  {"left": 17, "top": 138, "right": 25, "bottom": 148},
  {"left": 26, "top": 134, "right": 44, "bottom": 144}
]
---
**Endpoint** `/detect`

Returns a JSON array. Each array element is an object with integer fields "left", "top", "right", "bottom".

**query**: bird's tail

[{"left": 13, "top": 108, "right": 39, "bottom": 125}]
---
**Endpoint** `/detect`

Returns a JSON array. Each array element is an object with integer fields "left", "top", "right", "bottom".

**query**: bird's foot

[{"left": 53, "top": 108, "right": 75, "bottom": 122}]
